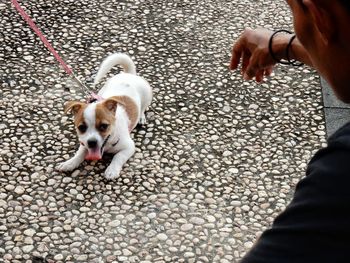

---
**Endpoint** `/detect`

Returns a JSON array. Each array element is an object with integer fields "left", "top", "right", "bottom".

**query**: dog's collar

[
  {"left": 87, "top": 93, "right": 104, "bottom": 104},
  {"left": 80, "top": 135, "right": 119, "bottom": 152},
  {"left": 112, "top": 139, "right": 120, "bottom": 147},
  {"left": 101, "top": 135, "right": 120, "bottom": 150},
  {"left": 101, "top": 134, "right": 110, "bottom": 150}
]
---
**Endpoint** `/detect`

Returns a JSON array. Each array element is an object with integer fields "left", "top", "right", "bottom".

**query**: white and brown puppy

[{"left": 57, "top": 53, "right": 152, "bottom": 179}]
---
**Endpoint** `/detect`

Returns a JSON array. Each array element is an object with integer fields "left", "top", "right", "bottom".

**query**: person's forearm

[
  {"left": 289, "top": 37, "right": 313, "bottom": 67},
  {"left": 273, "top": 34, "right": 313, "bottom": 67}
]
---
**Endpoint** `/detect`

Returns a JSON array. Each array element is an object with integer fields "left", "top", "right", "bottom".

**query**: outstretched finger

[
  {"left": 244, "top": 55, "right": 259, "bottom": 80},
  {"left": 264, "top": 66, "right": 274, "bottom": 76},
  {"left": 241, "top": 51, "right": 251, "bottom": 75},
  {"left": 230, "top": 38, "right": 244, "bottom": 70},
  {"left": 255, "top": 70, "right": 265, "bottom": 83}
]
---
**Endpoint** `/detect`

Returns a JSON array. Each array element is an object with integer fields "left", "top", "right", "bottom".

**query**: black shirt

[{"left": 241, "top": 122, "right": 350, "bottom": 263}]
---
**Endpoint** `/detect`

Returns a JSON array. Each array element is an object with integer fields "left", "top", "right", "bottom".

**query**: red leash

[{"left": 11, "top": 0, "right": 90, "bottom": 95}]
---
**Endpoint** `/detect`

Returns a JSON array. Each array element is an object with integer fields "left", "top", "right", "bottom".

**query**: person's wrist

[
  {"left": 286, "top": 36, "right": 303, "bottom": 66},
  {"left": 272, "top": 34, "right": 291, "bottom": 61},
  {"left": 268, "top": 30, "right": 303, "bottom": 67},
  {"left": 268, "top": 30, "right": 293, "bottom": 64}
]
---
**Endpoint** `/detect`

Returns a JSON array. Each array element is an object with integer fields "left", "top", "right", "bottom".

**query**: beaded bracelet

[{"left": 268, "top": 29, "right": 303, "bottom": 66}]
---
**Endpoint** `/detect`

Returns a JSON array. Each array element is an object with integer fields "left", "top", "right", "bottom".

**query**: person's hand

[{"left": 230, "top": 28, "right": 290, "bottom": 82}]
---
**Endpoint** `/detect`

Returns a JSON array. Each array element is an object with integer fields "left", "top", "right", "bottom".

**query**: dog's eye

[
  {"left": 99, "top": 123, "right": 109, "bottom": 132},
  {"left": 78, "top": 124, "right": 87, "bottom": 133}
]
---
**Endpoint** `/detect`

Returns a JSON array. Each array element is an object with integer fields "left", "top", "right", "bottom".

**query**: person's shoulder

[
  {"left": 327, "top": 121, "right": 350, "bottom": 146},
  {"left": 309, "top": 121, "right": 350, "bottom": 164},
  {"left": 305, "top": 121, "right": 350, "bottom": 190}
]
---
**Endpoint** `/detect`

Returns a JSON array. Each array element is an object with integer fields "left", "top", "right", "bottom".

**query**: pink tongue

[{"left": 85, "top": 149, "right": 102, "bottom": 161}]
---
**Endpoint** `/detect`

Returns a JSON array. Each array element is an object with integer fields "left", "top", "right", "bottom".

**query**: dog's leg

[
  {"left": 105, "top": 139, "right": 135, "bottom": 180},
  {"left": 57, "top": 145, "right": 86, "bottom": 172},
  {"left": 139, "top": 112, "right": 147, "bottom": 125}
]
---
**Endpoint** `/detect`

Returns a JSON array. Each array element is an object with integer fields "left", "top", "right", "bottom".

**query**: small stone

[
  {"left": 138, "top": 46, "right": 146, "bottom": 52},
  {"left": 24, "top": 229, "right": 35, "bottom": 237},
  {"left": 231, "top": 201, "right": 242, "bottom": 207},
  {"left": 72, "top": 170, "right": 80, "bottom": 177},
  {"left": 206, "top": 215, "right": 216, "bottom": 223},
  {"left": 184, "top": 252, "right": 195, "bottom": 258},
  {"left": 249, "top": 104, "right": 259, "bottom": 110},
  {"left": 199, "top": 114, "right": 207, "bottom": 121},
  {"left": 14, "top": 235, "right": 23, "bottom": 242},
  {"left": 62, "top": 177, "right": 72, "bottom": 183},
  {"left": 242, "top": 205, "right": 250, "bottom": 212},
  {"left": 181, "top": 224, "right": 194, "bottom": 232},
  {"left": 109, "top": 220, "right": 120, "bottom": 227},
  {"left": 190, "top": 217, "right": 205, "bottom": 225},
  {"left": 23, "top": 55, "right": 34, "bottom": 61},
  {"left": 76, "top": 194, "right": 84, "bottom": 200},
  {"left": 63, "top": 224, "right": 72, "bottom": 231},
  {"left": 228, "top": 168, "right": 239, "bottom": 174},
  {"left": 147, "top": 212, "right": 156, "bottom": 219},
  {"left": 157, "top": 233, "right": 168, "bottom": 241},
  {"left": 244, "top": 241, "right": 254, "bottom": 249},
  {"left": 211, "top": 135, "right": 220, "bottom": 140},
  {"left": 22, "top": 195, "right": 33, "bottom": 202},
  {"left": 22, "top": 245, "right": 34, "bottom": 253},
  {"left": 122, "top": 248, "right": 132, "bottom": 256},
  {"left": 1, "top": 165, "right": 10, "bottom": 171},
  {"left": 223, "top": 151, "right": 232, "bottom": 157},
  {"left": 77, "top": 255, "right": 88, "bottom": 261},
  {"left": 53, "top": 227, "right": 63, "bottom": 232},
  {"left": 118, "top": 228, "right": 127, "bottom": 235},
  {"left": 74, "top": 228, "right": 84, "bottom": 235},
  {"left": 48, "top": 179, "right": 56, "bottom": 186},
  {"left": 3, "top": 254, "right": 12, "bottom": 260},
  {"left": 14, "top": 186, "right": 25, "bottom": 195},
  {"left": 169, "top": 247, "right": 178, "bottom": 252},
  {"left": 5, "top": 185, "right": 15, "bottom": 191},
  {"left": 54, "top": 254, "right": 64, "bottom": 261},
  {"left": 142, "top": 181, "right": 152, "bottom": 189},
  {"left": 24, "top": 236, "right": 34, "bottom": 244},
  {"left": 89, "top": 236, "right": 98, "bottom": 243}
]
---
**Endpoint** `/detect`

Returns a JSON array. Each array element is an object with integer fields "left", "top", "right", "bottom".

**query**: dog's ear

[
  {"left": 102, "top": 96, "right": 139, "bottom": 130},
  {"left": 102, "top": 97, "right": 119, "bottom": 113},
  {"left": 64, "top": 101, "right": 86, "bottom": 115}
]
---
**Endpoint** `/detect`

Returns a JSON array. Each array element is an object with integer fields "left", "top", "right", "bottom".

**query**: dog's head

[{"left": 64, "top": 98, "right": 119, "bottom": 160}]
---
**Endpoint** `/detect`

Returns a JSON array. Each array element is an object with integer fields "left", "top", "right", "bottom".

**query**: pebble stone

[
  {"left": 14, "top": 186, "right": 25, "bottom": 195},
  {"left": 157, "top": 233, "right": 168, "bottom": 241},
  {"left": 23, "top": 229, "right": 35, "bottom": 237},
  {"left": 181, "top": 224, "right": 194, "bottom": 232},
  {"left": 0, "top": 0, "right": 326, "bottom": 262}
]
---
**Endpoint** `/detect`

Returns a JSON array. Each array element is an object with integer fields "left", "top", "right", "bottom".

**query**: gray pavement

[
  {"left": 1, "top": 0, "right": 327, "bottom": 262},
  {"left": 321, "top": 78, "right": 350, "bottom": 136}
]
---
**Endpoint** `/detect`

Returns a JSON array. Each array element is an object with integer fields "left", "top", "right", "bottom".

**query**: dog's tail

[{"left": 94, "top": 53, "right": 136, "bottom": 85}]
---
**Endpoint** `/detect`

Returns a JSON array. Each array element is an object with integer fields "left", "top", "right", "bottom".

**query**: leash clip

[
  {"left": 87, "top": 93, "right": 104, "bottom": 104},
  {"left": 71, "top": 73, "right": 90, "bottom": 96}
]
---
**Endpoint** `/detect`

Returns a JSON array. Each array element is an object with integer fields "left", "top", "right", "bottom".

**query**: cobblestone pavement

[{"left": 0, "top": 0, "right": 327, "bottom": 262}]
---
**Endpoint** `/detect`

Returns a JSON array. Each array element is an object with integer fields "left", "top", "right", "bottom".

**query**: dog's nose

[{"left": 87, "top": 139, "right": 98, "bottom": 149}]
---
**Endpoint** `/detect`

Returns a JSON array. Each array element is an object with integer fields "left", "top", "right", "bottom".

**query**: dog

[{"left": 57, "top": 53, "right": 152, "bottom": 179}]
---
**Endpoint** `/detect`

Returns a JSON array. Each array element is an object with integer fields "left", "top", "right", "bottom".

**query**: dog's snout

[{"left": 87, "top": 139, "right": 98, "bottom": 149}]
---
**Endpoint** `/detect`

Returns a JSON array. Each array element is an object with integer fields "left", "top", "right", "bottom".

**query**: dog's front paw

[
  {"left": 57, "top": 159, "right": 80, "bottom": 172},
  {"left": 104, "top": 165, "right": 122, "bottom": 180},
  {"left": 139, "top": 113, "right": 147, "bottom": 125}
]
